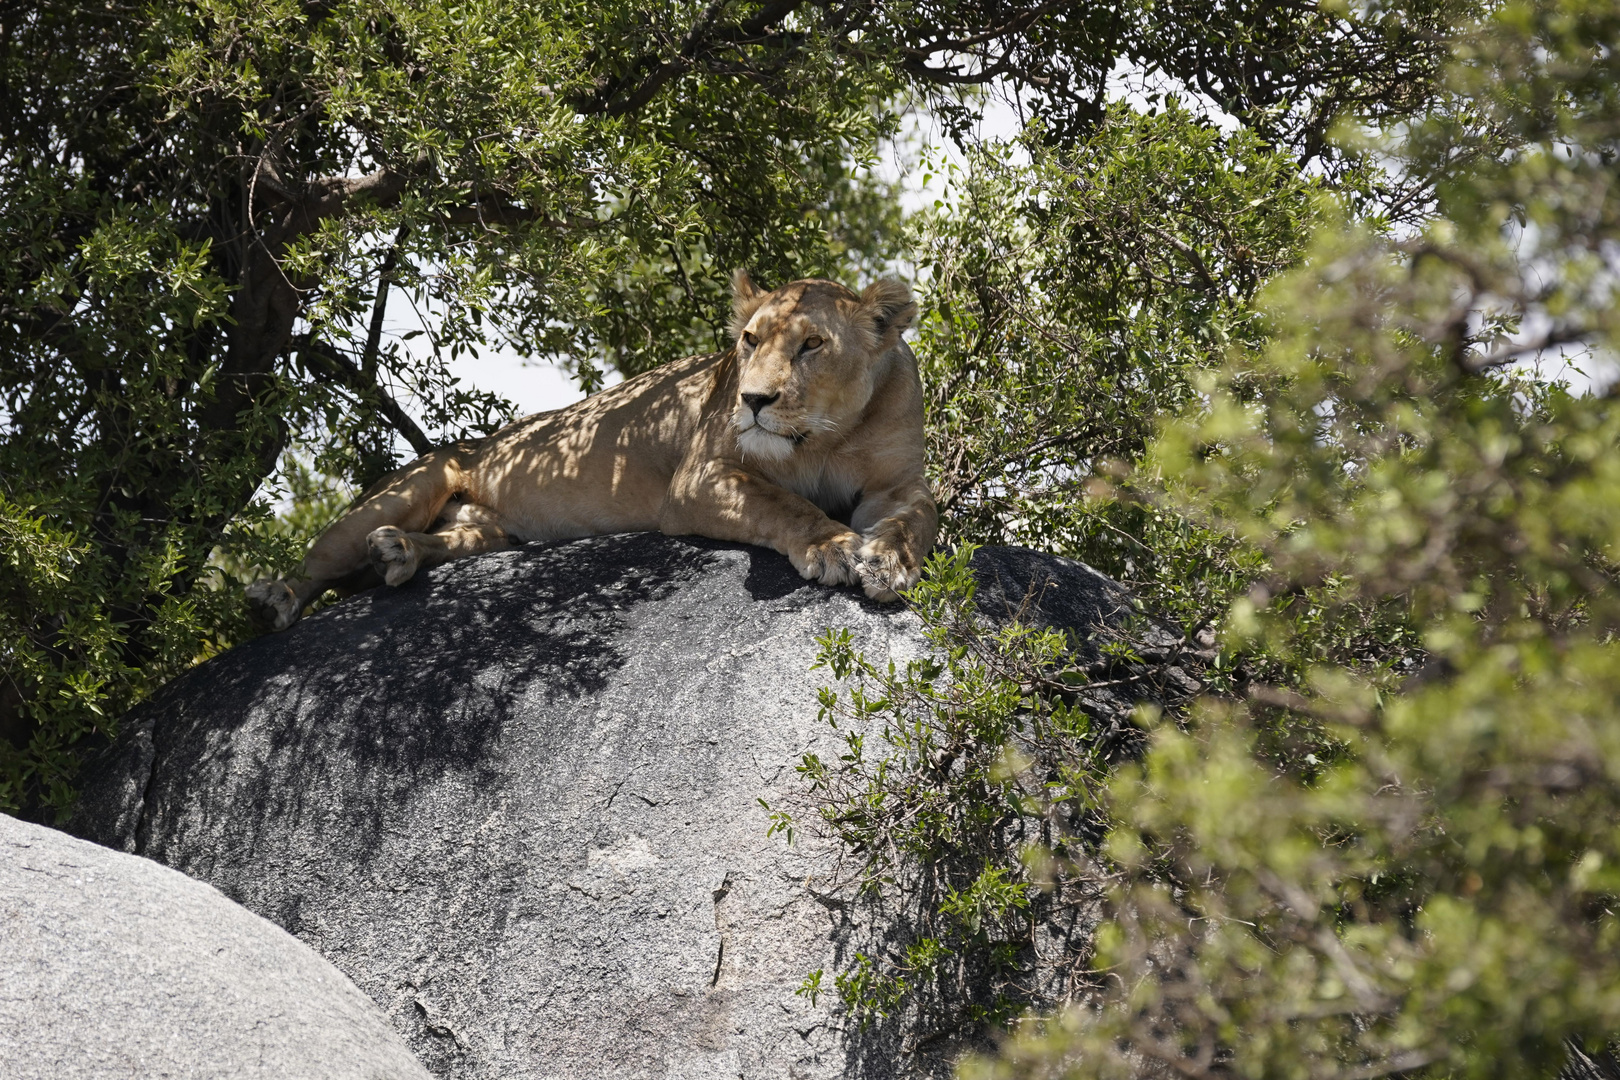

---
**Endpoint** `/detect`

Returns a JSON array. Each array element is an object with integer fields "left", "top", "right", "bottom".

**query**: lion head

[{"left": 727, "top": 272, "right": 919, "bottom": 463}]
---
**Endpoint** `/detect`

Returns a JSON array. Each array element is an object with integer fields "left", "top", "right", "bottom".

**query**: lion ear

[
  {"left": 858, "top": 278, "right": 918, "bottom": 347},
  {"left": 730, "top": 270, "right": 769, "bottom": 340}
]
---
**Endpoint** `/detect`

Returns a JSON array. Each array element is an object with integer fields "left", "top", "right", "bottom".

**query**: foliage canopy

[
  {"left": 0, "top": 0, "right": 1468, "bottom": 812},
  {"left": 15, "top": 4, "right": 1619, "bottom": 1079},
  {"left": 777, "top": 2, "right": 1620, "bottom": 1076},
  {"left": 1016, "top": 5, "right": 1620, "bottom": 1073}
]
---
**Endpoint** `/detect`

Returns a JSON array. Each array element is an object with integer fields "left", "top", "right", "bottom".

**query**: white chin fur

[{"left": 737, "top": 425, "right": 797, "bottom": 462}]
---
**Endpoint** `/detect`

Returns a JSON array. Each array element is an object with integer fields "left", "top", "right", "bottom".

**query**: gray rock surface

[
  {"left": 68, "top": 533, "right": 1175, "bottom": 1079},
  {"left": 0, "top": 812, "right": 432, "bottom": 1080}
]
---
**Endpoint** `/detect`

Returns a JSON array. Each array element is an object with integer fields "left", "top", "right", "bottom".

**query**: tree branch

[
  {"left": 296, "top": 337, "right": 435, "bottom": 456},
  {"left": 1463, "top": 324, "right": 1590, "bottom": 374},
  {"left": 1145, "top": 224, "right": 1220, "bottom": 292},
  {"left": 573, "top": 0, "right": 803, "bottom": 116},
  {"left": 899, "top": 53, "right": 1017, "bottom": 86},
  {"left": 361, "top": 228, "right": 407, "bottom": 379},
  {"left": 437, "top": 202, "right": 572, "bottom": 228},
  {"left": 302, "top": 165, "right": 417, "bottom": 222}
]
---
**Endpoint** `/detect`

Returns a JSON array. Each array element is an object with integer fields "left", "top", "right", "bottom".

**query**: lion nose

[{"left": 741, "top": 392, "right": 780, "bottom": 417}]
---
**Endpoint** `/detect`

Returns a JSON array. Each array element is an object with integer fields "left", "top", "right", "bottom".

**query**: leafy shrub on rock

[
  {"left": 980, "top": 3, "right": 1620, "bottom": 1077},
  {"left": 791, "top": 4, "right": 1620, "bottom": 1077}
]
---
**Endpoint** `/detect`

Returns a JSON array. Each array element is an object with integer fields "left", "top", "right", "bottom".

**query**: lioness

[{"left": 246, "top": 272, "right": 939, "bottom": 631}]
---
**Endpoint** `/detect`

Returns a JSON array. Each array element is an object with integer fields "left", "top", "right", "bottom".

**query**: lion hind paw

[
  {"left": 245, "top": 579, "right": 302, "bottom": 632},
  {"left": 368, "top": 526, "right": 421, "bottom": 586}
]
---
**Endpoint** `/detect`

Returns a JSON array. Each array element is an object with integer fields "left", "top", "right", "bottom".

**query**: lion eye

[
  {"left": 802, "top": 335, "right": 824, "bottom": 351},
  {"left": 742, "top": 331, "right": 758, "bottom": 347}
]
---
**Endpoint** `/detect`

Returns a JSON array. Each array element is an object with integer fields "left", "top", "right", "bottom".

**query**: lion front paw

[
  {"left": 368, "top": 526, "right": 421, "bottom": 586},
  {"left": 245, "top": 579, "right": 303, "bottom": 632},
  {"left": 856, "top": 535, "right": 922, "bottom": 602},
  {"left": 793, "top": 531, "right": 863, "bottom": 587}
]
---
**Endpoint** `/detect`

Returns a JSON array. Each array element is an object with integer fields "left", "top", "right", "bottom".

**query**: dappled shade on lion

[{"left": 248, "top": 273, "right": 937, "bottom": 630}]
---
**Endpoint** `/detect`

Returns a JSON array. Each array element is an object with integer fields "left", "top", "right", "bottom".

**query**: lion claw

[
  {"left": 797, "top": 532, "right": 863, "bottom": 587},
  {"left": 856, "top": 537, "right": 920, "bottom": 603}
]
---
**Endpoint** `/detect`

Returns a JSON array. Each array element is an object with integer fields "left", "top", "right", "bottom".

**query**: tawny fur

[{"left": 245, "top": 274, "right": 939, "bottom": 631}]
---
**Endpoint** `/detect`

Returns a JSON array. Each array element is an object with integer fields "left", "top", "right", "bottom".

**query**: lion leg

[
  {"left": 246, "top": 447, "right": 471, "bottom": 629},
  {"left": 849, "top": 481, "right": 940, "bottom": 602},
  {"left": 244, "top": 561, "right": 388, "bottom": 631},
  {"left": 661, "top": 459, "right": 867, "bottom": 587},
  {"left": 245, "top": 578, "right": 322, "bottom": 633},
  {"left": 368, "top": 519, "right": 511, "bottom": 585}
]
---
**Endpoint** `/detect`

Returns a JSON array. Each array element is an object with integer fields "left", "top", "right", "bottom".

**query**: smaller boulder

[{"left": 0, "top": 813, "right": 432, "bottom": 1080}]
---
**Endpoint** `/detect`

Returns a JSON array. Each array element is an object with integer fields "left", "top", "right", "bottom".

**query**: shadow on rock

[
  {"left": 85, "top": 534, "right": 726, "bottom": 875},
  {"left": 67, "top": 532, "right": 1192, "bottom": 1080}
]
